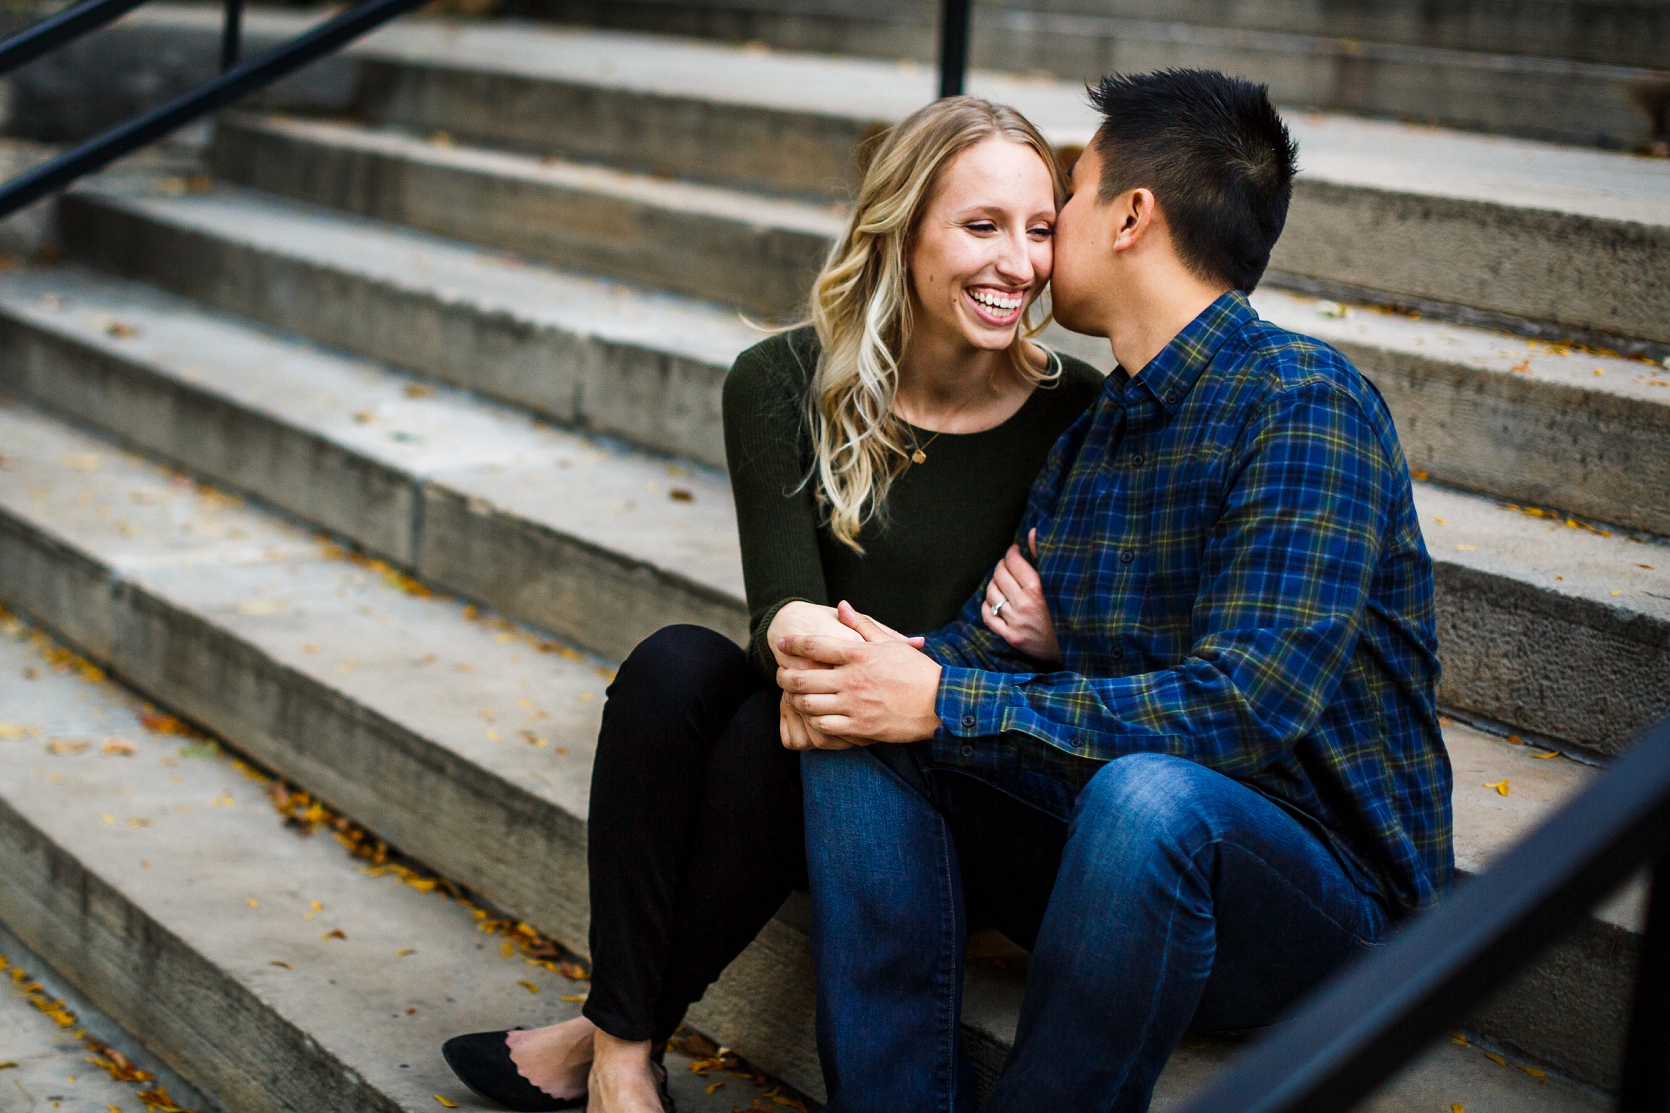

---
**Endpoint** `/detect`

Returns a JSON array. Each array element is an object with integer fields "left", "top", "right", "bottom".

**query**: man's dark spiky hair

[{"left": 1088, "top": 69, "right": 1299, "bottom": 292}]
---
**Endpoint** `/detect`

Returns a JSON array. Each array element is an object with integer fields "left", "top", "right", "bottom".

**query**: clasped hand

[{"left": 771, "top": 601, "right": 942, "bottom": 750}]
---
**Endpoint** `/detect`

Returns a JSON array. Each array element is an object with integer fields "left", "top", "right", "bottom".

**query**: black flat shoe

[{"left": 441, "top": 1030, "right": 587, "bottom": 1112}]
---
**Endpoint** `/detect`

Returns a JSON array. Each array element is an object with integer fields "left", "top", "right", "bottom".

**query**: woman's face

[{"left": 908, "top": 137, "right": 1057, "bottom": 353}]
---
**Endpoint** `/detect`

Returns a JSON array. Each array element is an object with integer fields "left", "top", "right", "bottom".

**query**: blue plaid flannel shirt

[{"left": 924, "top": 292, "right": 1453, "bottom": 915}]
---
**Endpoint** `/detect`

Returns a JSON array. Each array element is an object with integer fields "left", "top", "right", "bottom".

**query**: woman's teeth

[{"left": 970, "top": 290, "right": 1023, "bottom": 313}]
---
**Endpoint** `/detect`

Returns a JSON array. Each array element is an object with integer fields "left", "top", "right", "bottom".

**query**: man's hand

[{"left": 778, "top": 602, "right": 943, "bottom": 743}]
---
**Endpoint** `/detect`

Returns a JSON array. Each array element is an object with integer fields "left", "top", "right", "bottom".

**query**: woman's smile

[{"left": 965, "top": 284, "right": 1028, "bottom": 326}]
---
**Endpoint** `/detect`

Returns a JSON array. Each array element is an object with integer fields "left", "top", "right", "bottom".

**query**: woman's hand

[
  {"left": 982, "top": 529, "right": 1062, "bottom": 664},
  {"left": 767, "top": 602, "right": 860, "bottom": 669}
]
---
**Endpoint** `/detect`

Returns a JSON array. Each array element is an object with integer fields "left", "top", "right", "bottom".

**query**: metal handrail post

[
  {"left": 1619, "top": 851, "right": 1670, "bottom": 1112},
  {"left": 220, "top": 0, "right": 243, "bottom": 73},
  {"left": 938, "top": 0, "right": 970, "bottom": 98},
  {"left": 0, "top": 0, "right": 151, "bottom": 77}
]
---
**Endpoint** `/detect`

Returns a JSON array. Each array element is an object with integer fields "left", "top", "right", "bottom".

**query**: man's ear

[{"left": 1109, "top": 187, "right": 1158, "bottom": 254}]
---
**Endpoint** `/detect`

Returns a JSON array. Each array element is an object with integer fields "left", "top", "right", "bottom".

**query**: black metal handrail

[
  {"left": 1178, "top": 720, "right": 1670, "bottom": 1113},
  {"left": 0, "top": 0, "right": 430, "bottom": 221}
]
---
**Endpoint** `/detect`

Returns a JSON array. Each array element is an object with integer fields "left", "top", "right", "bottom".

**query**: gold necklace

[{"left": 901, "top": 381, "right": 983, "bottom": 466}]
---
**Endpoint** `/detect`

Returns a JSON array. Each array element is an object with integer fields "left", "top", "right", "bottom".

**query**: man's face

[{"left": 1049, "top": 141, "right": 1118, "bottom": 335}]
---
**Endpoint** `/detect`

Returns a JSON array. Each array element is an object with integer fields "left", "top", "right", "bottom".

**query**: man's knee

[{"left": 1071, "top": 753, "right": 1224, "bottom": 853}]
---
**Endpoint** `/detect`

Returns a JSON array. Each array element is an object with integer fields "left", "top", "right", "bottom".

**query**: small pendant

[{"left": 911, "top": 449, "right": 927, "bottom": 465}]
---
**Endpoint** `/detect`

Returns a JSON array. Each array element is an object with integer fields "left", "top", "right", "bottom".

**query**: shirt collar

[{"left": 1118, "top": 291, "right": 1255, "bottom": 415}]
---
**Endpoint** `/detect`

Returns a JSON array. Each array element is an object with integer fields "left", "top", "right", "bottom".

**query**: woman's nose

[{"left": 993, "top": 229, "right": 1035, "bottom": 284}]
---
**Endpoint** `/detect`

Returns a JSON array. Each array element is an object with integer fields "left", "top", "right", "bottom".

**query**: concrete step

[
  {"left": 528, "top": 0, "right": 1670, "bottom": 72},
  {"left": 0, "top": 921, "right": 222, "bottom": 1113},
  {"left": 0, "top": 402, "right": 1632, "bottom": 1098},
  {"left": 527, "top": 0, "right": 1668, "bottom": 149},
  {"left": 10, "top": 252, "right": 1670, "bottom": 754},
  {"left": 58, "top": 176, "right": 1670, "bottom": 540},
  {"left": 0, "top": 610, "right": 776, "bottom": 1113},
  {"left": 333, "top": 22, "right": 1670, "bottom": 350},
  {"left": 57, "top": 179, "right": 753, "bottom": 471},
  {"left": 0, "top": 264, "right": 746, "bottom": 664},
  {"left": 210, "top": 113, "right": 842, "bottom": 318}
]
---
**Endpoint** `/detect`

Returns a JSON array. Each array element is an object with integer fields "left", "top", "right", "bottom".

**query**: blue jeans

[{"left": 802, "top": 746, "right": 1392, "bottom": 1113}]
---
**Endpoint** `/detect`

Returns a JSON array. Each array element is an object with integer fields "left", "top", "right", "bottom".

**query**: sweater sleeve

[{"left": 723, "top": 330, "right": 831, "bottom": 676}]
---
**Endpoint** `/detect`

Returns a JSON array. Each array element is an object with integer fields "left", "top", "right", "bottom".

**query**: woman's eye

[{"left": 966, "top": 220, "right": 998, "bottom": 233}]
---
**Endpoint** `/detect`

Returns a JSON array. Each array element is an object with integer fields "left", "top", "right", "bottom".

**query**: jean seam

[{"left": 931, "top": 790, "right": 961, "bottom": 1113}]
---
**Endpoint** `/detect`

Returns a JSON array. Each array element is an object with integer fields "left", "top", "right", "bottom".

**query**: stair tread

[
  {"left": 232, "top": 112, "right": 847, "bottom": 237},
  {"left": 1252, "top": 287, "right": 1670, "bottom": 409},
  {"left": 0, "top": 541, "right": 1608, "bottom": 1113},
  {"left": 73, "top": 175, "right": 758, "bottom": 371},
  {"left": 346, "top": 20, "right": 1670, "bottom": 226}
]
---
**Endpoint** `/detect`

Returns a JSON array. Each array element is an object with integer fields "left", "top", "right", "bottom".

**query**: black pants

[{"left": 582, "top": 625, "right": 805, "bottom": 1043}]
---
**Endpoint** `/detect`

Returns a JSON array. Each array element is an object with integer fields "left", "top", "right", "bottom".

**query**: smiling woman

[{"left": 440, "top": 97, "right": 1105, "bottom": 1113}]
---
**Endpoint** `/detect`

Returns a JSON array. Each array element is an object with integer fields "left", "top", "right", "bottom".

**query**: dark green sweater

[{"left": 723, "top": 326, "right": 1105, "bottom": 675}]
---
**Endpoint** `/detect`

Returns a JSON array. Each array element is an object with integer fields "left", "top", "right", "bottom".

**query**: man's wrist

[{"left": 934, "top": 665, "right": 1010, "bottom": 738}]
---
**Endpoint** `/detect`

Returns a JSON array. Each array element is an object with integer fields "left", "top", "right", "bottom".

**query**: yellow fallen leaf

[
  {"left": 1450, "top": 1031, "right": 1468, "bottom": 1045},
  {"left": 49, "top": 739, "right": 89, "bottom": 754},
  {"left": 108, "top": 1105, "right": 121, "bottom": 1113},
  {"left": 486, "top": 729, "right": 503, "bottom": 741},
  {"left": 311, "top": 900, "right": 323, "bottom": 911},
  {"left": 1484, "top": 1052, "right": 1506, "bottom": 1066},
  {"left": 102, "top": 738, "right": 138, "bottom": 756},
  {"left": 102, "top": 812, "right": 116, "bottom": 824},
  {"left": 1610, "top": 590, "right": 1624, "bottom": 596},
  {"left": 0, "top": 723, "right": 41, "bottom": 739},
  {"left": 270, "top": 960, "right": 291, "bottom": 969},
  {"left": 1535, "top": 751, "right": 1560, "bottom": 759},
  {"left": 1456, "top": 544, "right": 1479, "bottom": 551},
  {"left": 0, "top": 1062, "right": 16, "bottom": 1069},
  {"left": 1516, "top": 1065, "right": 1547, "bottom": 1079},
  {"left": 396, "top": 948, "right": 416, "bottom": 956},
  {"left": 246, "top": 898, "right": 259, "bottom": 908},
  {"left": 559, "top": 994, "right": 587, "bottom": 1002},
  {"left": 324, "top": 929, "right": 347, "bottom": 940},
  {"left": 1452, "top": 1105, "right": 1465, "bottom": 1113},
  {"left": 707, "top": 1081, "right": 724, "bottom": 1095},
  {"left": 518, "top": 980, "right": 539, "bottom": 994},
  {"left": 126, "top": 818, "right": 150, "bottom": 828},
  {"left": 1484, "top": 780, "right": 1509, "bottom": 796},
  {"left": 212, "top": 794, "right": 234, "bottom": 807},
  {"left": 434, "top": 1097, "right": 458, "bottom": 1109}
]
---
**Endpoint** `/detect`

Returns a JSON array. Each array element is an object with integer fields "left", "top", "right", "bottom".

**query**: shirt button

[
  {"left": 1112, "top": 646, "right": 1124, "bottom": 660},
  {"left": 1164, "top": 390, "right": 1179, "bottom": 405},
  {"left": 962, "top": 712, "right": 977, "bottom": 728},
  {"left": 960, "top": 744, "right": 975, "bottom": 757},
  {"left": 1120, "top": 550, "right": 1135, "bottom": 564},
  {"left": 1131, "top": 453, "right": 1144, "bottom": 466}
]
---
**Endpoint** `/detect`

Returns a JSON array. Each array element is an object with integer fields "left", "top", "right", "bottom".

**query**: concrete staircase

[
  {"left": 532, "top": 0, "right": 1670, "bottom": 151},
  {"left": 0, "top": 12, "right": 1666, "bottom": 1111}
]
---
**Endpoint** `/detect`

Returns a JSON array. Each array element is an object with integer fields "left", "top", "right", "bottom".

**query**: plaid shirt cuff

[{"left": 934, "top": 666, "right": 1017, "bottom": 738}]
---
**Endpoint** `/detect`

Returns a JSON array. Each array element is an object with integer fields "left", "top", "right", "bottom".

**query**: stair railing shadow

[
  {"left": 0, "top": 0, "right": 433, "bottom": 221},
  {"left": 1178, "top": 720, "right": 1670, "bottom": 1113}
]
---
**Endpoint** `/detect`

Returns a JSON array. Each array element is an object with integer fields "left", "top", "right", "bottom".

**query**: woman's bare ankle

[{"left": 588, "top": 1030, "right": 663, "bottom": 1113}]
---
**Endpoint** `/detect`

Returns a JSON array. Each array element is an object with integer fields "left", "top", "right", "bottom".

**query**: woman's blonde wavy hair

[{"left": 805, "top": 96, "right": 1068, "bottom": 552}]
